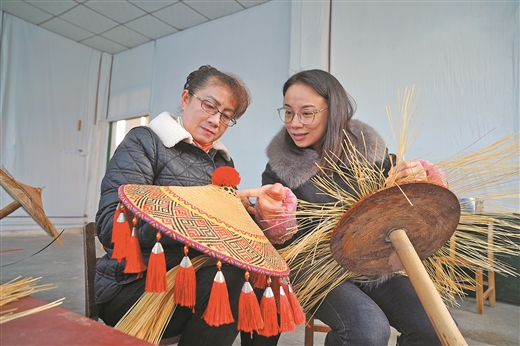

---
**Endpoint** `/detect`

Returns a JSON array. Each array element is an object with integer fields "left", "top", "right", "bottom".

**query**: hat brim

[{"left": 119, "top": 184, "right": 290, "bottom": 277}]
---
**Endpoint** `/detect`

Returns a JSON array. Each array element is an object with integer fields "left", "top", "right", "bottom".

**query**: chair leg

[
  {"left": 487, "top": 220, "right": 496, "bottom": 308},
  {"left": 475, "top": 269, "right": 484, "bottom": 315},
  {"left": 304, "top": 313, "right": 314, "bottom": 346},
  {"left": 488, "top": 270, "right": 496, "bottom": 307}
]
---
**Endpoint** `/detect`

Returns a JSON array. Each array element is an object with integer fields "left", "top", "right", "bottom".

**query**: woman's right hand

[
  {"left": 237, "top": 183, "right": 286, "bottom": 218},
  {"left": 237, "top": 184, "right": 298, "bottom": 244}
]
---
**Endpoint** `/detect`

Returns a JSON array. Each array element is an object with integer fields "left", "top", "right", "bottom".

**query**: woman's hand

[
  {"left": 386, "top": 160, "right": 427, "bottom": 186},
  {"left": 240, "top": 196, "right": 256, "bottom": 215},
  {"left": 386, "top": 160, "right": 447, "bottom": 187},
  {"left": 237, "top": 184, "right": 298, "bottom": 244},
  {"left": 237, "top": 183, "right": 286, "bottom": 218}
]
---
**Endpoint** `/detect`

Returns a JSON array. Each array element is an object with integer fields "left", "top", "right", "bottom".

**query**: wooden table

[{"left": 0, "top": 296, "right": 152, "bottom": 345}]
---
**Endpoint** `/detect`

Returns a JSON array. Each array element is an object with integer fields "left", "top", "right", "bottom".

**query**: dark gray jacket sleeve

[{"left": 95, "top": 126, "right": 158, "bottom": 249}]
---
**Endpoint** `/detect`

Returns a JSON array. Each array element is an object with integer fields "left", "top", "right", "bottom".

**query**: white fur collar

[{"left": 148, "top": 112, "right": 231, "bottom": 161}]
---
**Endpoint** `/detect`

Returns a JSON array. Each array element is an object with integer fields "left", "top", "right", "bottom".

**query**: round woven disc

[{"left": 330, "top": 182, "right": 460, "bottom": 276}]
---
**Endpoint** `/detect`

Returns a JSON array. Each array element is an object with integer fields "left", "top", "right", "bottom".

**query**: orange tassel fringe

[
  {"left": 174, "top": 246, "right": 196, "bottom": 309},
  {"left": 286, "top": 281, "right": 306, "bottom": 325},
  {"left": 272, "top": 277, "right": 281, "bottom": 305},
  {"left": 257, "top": 279, "right": 279, "bottom": 337},
  {"left": 278, "top": 284, "right": 296, "bottom": 332},
  {"left": 145, "top": 235, "right": 168, "bottom": 293},
  {"left": 124, "top": 219, "right": 147, "bottom": 275},
  {"left": 238, "top": 272, "right": 264, "bottom": 334},
  {"left": 250, "top": 271, "right": 267, "bottom": 289},
  {"left": 202, "top": 261, "right": 234, "bottom": 327},
  {"left": 112, "top": 203, "right": 131, "bottom": 262}
]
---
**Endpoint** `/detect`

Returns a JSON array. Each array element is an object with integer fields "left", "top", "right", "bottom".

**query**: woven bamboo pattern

[{"left": 119, "top": 184, "right": 289, "bottom": 276}]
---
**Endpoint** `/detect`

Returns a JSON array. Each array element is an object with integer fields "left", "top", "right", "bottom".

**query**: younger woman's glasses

[{"left": 277, "top": 107, "right": 328, "bottom": 125}]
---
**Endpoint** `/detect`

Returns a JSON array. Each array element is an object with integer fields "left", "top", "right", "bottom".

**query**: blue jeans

[{"left": 313, "top": 275, "right": 444, "bottom": 346}]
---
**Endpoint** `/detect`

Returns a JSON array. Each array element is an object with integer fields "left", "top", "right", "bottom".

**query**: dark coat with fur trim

[{"left": 261, "top": 119, "right": 393, "bottom": 245}]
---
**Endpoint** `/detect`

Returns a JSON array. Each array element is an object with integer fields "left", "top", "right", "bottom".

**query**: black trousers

[{"left": 98, "top": 264, "right": 245, "bottom": 346}]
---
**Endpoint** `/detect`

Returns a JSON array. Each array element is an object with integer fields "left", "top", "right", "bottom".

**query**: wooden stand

[
  {"left": 388, "top": 228, "right": 466, "bottom": 345},
  {"left": 331, "top": 182, "right": 466, "bottom": 346},
  {"left": 0, "top": 167, "right": 62, "bottom": 245}
]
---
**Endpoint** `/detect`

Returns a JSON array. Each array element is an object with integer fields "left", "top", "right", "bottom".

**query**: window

[{"left": 107, "top": 116, "right": 148, "bottom": 162}]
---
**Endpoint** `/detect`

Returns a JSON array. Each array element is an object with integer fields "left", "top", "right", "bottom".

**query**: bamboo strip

[
  {"left": 115, "top": 256, "right": 213, "bottom": 344},
  {"left": 1, "top": 276, "right": 56, "bottom": 307},
  {"left": 0, "top": 298, "right": 65, "bottom": 324}
]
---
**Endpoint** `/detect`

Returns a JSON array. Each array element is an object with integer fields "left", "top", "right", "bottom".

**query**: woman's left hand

[{"left": 386, "top": 160, "right": 427, "bottom": 186}]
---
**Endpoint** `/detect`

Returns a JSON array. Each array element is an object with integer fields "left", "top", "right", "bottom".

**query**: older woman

[{"left": 95, "top": 65, "right": 251, "bottom": 346}]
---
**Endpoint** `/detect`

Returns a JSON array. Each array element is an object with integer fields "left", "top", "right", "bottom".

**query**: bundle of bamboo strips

[
  {"left": 0, "top": 276, "right": 63, "bottom": 324},
  {"left": 279, "top": 86, "right": 520, "bottom": 313},
  {"left": 115, "top": 256, "right": 213, "bottom": 344},
  {"left": 0, "top": 276, "right": 56, "bottom": 307}
]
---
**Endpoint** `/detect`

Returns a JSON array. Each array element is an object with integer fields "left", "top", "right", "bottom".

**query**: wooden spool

[{"left": 330, "top": 182, "right": 466, "bottom": 346}]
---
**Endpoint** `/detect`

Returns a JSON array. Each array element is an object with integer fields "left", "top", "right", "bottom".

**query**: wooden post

[
  {"left": 388, "top": 228, "right": 467, "bottom": 346},
  {"left": 0, "top": 200, "right": 22, "bottom": 219}
]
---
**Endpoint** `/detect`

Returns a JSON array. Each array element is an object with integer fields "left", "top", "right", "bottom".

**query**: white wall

[
  {"left": 1, "top": 1, "right": 518, "bottom": 234},
  {"left": 0, "top": 2, "right": 293, "bottom": 233},
  {"left": 330, "top": 1, "right": 519, "bottom": 161},
  {"left": 109, "top": 1, "right": 292, "bottom": 189},
  {"left": 1, "top": 12, "right": 111, "bottom": 232}
]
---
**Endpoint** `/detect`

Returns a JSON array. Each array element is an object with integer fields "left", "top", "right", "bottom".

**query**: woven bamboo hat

[
  {"left": 0, "top": 166, "right": 62, "bottom": 246},
  {"left": 118, "top": 166, "right": 289, "bottom": 277},
  {"left": 113, "top": 167, "right": 303, "bottom": 336}
]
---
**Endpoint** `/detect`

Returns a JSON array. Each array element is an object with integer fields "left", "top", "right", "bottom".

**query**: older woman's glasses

[
  {"left": 191, "top": 92, "right": 236, "bottom": 127},
  {"left": 277, "top": 107, "right": 328, "bottom": 125}
]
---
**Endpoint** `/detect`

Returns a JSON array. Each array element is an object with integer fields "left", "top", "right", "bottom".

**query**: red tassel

[
  {"left": 250, "top": 271, "right": 267, "bottom": 289},
  {"left": 202, "top": 261, "right": 234, "bottom": 327},
  {"left": 278, "top": 284, "right": 296, "bottom": 332},
  {"left": 238, "top": 272, "right": 264, "bottom": 334},
  {"left": 145, "top": 232, "right": 167, "bottom": 293},
  {"left": 124, "top": 218, "right": 147, "bottom": 275},
  {"left": 174, "top": 246, "right": 197, "bottom": 309},
  {"left": 257, "top": 278, "right": 279, "bottom": 337},
  {"left": 286, "top": 281, "right": 306, "bottom": 325},
  {"left": 112, "top": 203, "right": 131, "bottom": 262}
]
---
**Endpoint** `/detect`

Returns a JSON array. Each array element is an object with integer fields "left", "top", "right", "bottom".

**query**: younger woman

[{"left": 241, "top": 69, "right": 448, "bottom": 346}]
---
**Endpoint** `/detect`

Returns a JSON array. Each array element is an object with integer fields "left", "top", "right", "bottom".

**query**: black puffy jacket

[{"left": 94, "top": 112, "right": 234, "bottom": 304}]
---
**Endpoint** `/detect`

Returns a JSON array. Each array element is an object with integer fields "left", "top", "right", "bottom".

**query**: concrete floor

[{"left": 1, "top": 229, "right": 519, "bottom": 346}]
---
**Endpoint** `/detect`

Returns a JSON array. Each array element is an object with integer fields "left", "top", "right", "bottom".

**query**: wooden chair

[
  {"left": 448, "top": 219, "right": 496, "bottom": 314},
  {"left": 304, "top": 313, "right": 331, "bottom": 346},
  {"left": 83, "top": 222, "right": 99, "bottom": 320}
]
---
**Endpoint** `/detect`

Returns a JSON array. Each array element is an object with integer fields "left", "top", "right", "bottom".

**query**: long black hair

[{"left": 282, "top": 69, "right": 357, "bottom": 172}]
